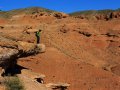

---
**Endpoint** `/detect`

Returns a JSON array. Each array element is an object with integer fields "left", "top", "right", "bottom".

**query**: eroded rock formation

[{"left": 0, "top": 36, "right": 45, "bottom": 74}]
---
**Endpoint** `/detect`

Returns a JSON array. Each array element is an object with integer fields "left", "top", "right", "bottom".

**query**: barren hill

[
  {"left": 0, "top": 7, "right": 56, "bottom": 18},
  {"left": 70, "top": 9, "right": 120, "bottom": 20},
  {"left": 0, "top": 7, "right": 120, "bottom": 90}
]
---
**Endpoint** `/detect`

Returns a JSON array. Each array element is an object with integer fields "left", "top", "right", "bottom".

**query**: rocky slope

[
  {"left": 70, "top": 9, "right": 120, "bottom": 20},
  {"left": 0, "top": 7, "right": 120, "bottom": 90}
]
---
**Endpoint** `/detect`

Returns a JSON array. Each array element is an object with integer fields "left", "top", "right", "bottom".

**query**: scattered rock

[
  {"left": 60, "top": 28, "right": 70, "bottom": 33},
  {"left": 46, "top": 83, "right": 70, "bottom": 90},
  {"left": 0, "top": 26, "right": 4, "bottom": 29},
  {"left": 78, "top": 31, "right": 92, "bottom": 37},
  {"left": 52, "top": 12, "right": 69, "bottom": 19}
]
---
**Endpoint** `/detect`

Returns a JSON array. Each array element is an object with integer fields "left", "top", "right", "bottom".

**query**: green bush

[{"left": 4, "top": 76, "right": 24, "bottom": 90}]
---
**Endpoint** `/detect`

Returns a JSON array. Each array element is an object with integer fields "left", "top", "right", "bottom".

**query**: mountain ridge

[
  {"left": 0, "top": 7, "right": 57, "bottom": 18},
  {"left": 69, "top": 8, "right": 120, "bottom": 16}
]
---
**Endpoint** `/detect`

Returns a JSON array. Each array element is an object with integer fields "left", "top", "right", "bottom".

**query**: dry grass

[{"left": 4, "top": 76, "right": 24, "bottom": 90}]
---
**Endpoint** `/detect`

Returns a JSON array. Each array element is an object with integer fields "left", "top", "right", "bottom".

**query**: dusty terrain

[
  {"left": 0, "top": 8, "right": 120, "bottom": 90},
  {"left": 18, "top": 47, "right": 120, "bottom": 90}
]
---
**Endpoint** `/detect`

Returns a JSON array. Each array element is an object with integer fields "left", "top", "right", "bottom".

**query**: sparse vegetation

[
  {"left": 4, "top": 76, "right": 24, "bottom": 90},
  {"left": 0, "top": 7, "right": 57, "bottom": 19},
  {"left": 69, "top": 9, "right": 119, "bottom": 16}
]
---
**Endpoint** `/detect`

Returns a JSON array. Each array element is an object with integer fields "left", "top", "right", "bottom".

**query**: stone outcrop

[
  {"left": 0, "top": 37, "right": 45, "bottom": 74},
  {"left": 74, "top": 11, "right": 120, "bottom": 20},
  {"left": 24, "top": 12, "right": 69, "bottom": 20},
  {"left": 0, "top": 47, "right": 18, "bottom": 68},
  {"left": 46, "top": 83, "right": 70, "bottom": 90},
  {"left": 52, "top": 12, "right": 69, "bottom": 19},
  {"left": 95, "top": 11, "right": 120, "bottom": 20},
  {"left": 111, "top": 11, "right": 120, "bottom": 18}
]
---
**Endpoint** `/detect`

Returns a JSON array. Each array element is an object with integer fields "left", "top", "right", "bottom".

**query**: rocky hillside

[
  {"left": 0, "top": 7, "right": 57, "bottom": 19},
  {"left": 70, "top": 9, "right": 120, "bottom": 20},
  {"left": 0, "top": 7, "right": 120, "bottom": 90},
  {"left": 0, "top": 7, "right": 69, "bottom": 20}
]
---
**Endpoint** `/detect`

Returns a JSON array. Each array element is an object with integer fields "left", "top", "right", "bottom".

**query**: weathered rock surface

[
  {"left": 74, "top": 11, "right": 120, "bottom": 20},
  {"left": 0, "top": 47, "right": 18, "bottom": 69},
  {"left": 0, "top": 37, "right": 45, "bottom": 72},
  {"left": 46, "top": 83, "right": 70, "bottom": 90}
]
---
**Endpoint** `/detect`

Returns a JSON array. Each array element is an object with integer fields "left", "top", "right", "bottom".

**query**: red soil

[
  {"left": 0, "top": 11, "right": 120, "bottom": 90},
  {"left": 18, "top": 47, "right": 120, "bottom": 90}
]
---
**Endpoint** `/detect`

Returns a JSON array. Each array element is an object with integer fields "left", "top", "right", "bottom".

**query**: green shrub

[{"left": 4, "top": 76, "right": 24, "bottom": 90}]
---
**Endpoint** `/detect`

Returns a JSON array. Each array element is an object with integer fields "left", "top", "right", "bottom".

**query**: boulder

[
  {"left": 36, "top": 44, "right": 46, "bottom": 53},
  {"left": 111, "top": 11, "right": 120, "bottom": 18},
  {"left": 52, "top": 12, "right": 69, "bottom": 19},
  {"left": 0, "top": 47, "right": 18, "bottom": 71}
]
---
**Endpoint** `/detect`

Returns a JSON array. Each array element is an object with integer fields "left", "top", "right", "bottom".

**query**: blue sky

[{"left": 0, "top": 0, "right": 120, "bottom": 13}]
